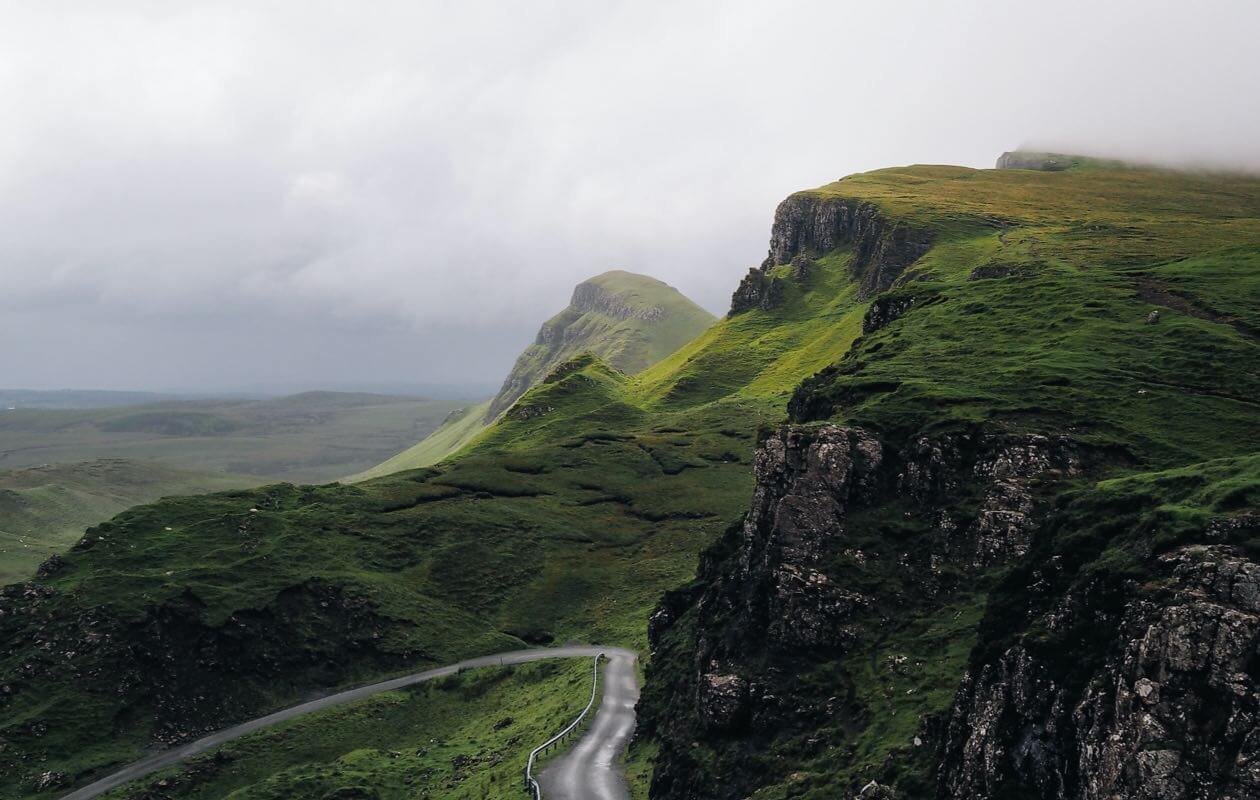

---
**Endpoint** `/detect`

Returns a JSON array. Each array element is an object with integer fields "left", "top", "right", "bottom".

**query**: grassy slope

[
  {"left": 574, "top": 270, "right": 718, "bottom": 373},
  {"left": 639, "top": 161, "right": 1260, "bottom": 799},
  {"left": 350, "top": 401, "right": 493, "bottom": 481},
  {"left": 500, "top": 270, "right": 716, "bottom": 382},
  {"left": 0, "top": 392, "right": 461, "bottom": 580},
  {"left": 0, "top": 244, "right": 864, "bottom": 799},
  {"left": 102, "top": 658, "right": 594, "bottom": 800},
  {"left": 0, "top": 460, "right": 259, "bottom": 584},
  {"left": 793, "top": 162, "right": 1260, "bottom": 463},
  {"left": 363, "top": 271, "right": 716, "bottom": 478},
  {"left": 3, "top": 159, "right": 1258, "bottom": 799}
]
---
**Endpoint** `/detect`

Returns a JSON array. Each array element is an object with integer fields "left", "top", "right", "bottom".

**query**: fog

[{"left": 3, "top": 0, "right": 1258, "bottom": 393}]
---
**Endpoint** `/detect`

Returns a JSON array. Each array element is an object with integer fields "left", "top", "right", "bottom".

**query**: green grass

[
  {"left": 623, "top": 739, "right": 657, "bottom": 800},
  {"left": 0, "top": 460, "right": 257, "bottom": 584},
  {"left": 481, "top": 270, "right": 716, "bottom": 423},
  {"left": 101, "top": 659, "right": 595, "bottom": 800},
  {"left": 0, "top": 255, "right": 858, "bottom": 798},
  {"left": 360, "top": 270, "right": 717, "bottom": 481},
  {"left": 0, "top": 392, "right": 463, "bottom": 582},
  {"left": 971, "top": 453, "right": 1260, "bottom": 691},
  {"left": 3, "top": 156, "right": 1259, "bottom": 799},
  {"left": 350, "top": 401, "right": 493, "bottom": 481},
  {"left": 788, "top": 163, "right": 1260, "bottom": 470},
  {"left": 637, "top": 158, "right": 1260, "bottom": 799}
]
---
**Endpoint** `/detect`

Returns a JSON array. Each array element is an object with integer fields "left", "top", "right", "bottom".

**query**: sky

[{"left": 2, "top": 0, "right": 1258, "bottom": 393}]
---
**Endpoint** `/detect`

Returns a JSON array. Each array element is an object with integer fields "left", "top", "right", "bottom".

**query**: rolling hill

[
  {"left": 353, "top": 270, "right": 715, "bottom": 479},
  {"left": 0, "top": 460, "right": 257, "bottom": 584},
  {"left": 0, "top": 392, "right": 465, "bottom": 483},
  {"left": 0, "top": 392, "right": 464, "bottom": 584},
  {"left": 2, "top": 154, "right": 1257, "bottom": 799}
]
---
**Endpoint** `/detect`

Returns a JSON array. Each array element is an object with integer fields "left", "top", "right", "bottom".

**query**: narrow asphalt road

[
  {"left": 537, "top": 650, "right": 640, "bottom": 800},
  {"left": 59, "top": 645, "right": 635, "bottom": 800}
]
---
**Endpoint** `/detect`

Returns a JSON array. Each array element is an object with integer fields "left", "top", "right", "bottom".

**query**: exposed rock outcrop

[
  {"left": 729, "top": 268, "right": 786, "bottom": 314},
  {"left": 729, "top": 194, "right": 933, "bottom": 315},
  {"left": 996, "top": 151, "right": 1075, "bottom": 171},
  {"left": 862, "top": 292, "right": 941, "bottom": 334},
  {"left": 765, "top": 194, "right": 933, "bottom": 296},
  {"left": 968, "top": 262, "right": 1033, "bottom": 281},
  {"left": 940, "top": 541, "right": 1260, "bottom": 800},
  {"left": 641, "top": 423, "right": 1084, "bottom": 799},
  {"left": 737, "top": 426, "right": 883, "bottom": 650},
  {"left": 568, "top": 280, "right": 666, "bottom": 322},
  {"left": 0, "top": 576, "right": 416, "bottom": 754},
  {"left": 698, "top": 672, "right": 749, "bottom": 731}
]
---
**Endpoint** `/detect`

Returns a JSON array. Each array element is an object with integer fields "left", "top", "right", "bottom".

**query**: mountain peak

[
  {"left": 569, "top": 271, "right": 689, "bottom": 321},
  {"left": 485, "top": 271, "right": 714, "bottom": 423}
]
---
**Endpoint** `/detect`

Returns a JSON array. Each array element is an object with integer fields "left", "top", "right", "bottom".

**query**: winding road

[
  {"left": 59, "top": 645, "right": 639, "bottom": 800},
  {"left": 537, "top": 649, "right": 639, "bottom": 800}
]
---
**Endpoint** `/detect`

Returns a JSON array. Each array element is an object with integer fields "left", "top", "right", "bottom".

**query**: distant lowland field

[{"left": 0, "top": 390, "right": 474, "bottom": 582}]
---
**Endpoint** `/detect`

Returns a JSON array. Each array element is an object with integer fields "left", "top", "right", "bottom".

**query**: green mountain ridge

[
  {"left": 1, "top": 154, "right": 1257, "bottom": 799},
  {"left": 485, "top": 270, "right": 716, "bottom": 422},
  {"left": 353, "top": 270, "right": 715, "bottom": 479}
]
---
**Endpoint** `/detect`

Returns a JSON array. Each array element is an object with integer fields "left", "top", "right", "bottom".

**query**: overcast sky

[{"left": 2, "top": 0, "right": 1258, "bottom": 393}]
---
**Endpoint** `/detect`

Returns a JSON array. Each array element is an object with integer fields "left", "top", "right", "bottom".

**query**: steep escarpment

[
  {"left": 642, "top": 157, "right": 1260, "bottom": 799},
  {"left": 4, "top": 155, "right": 1259, "bottom": 800},
  {"left": 1, "top": 569, "right": 418, "bottom": 748},
  {"left": 643, "top": 432, "right": 1259, "bottom": 800},
  {"left": 486, "top": 270, "right": 714, "bottom": 421},
  {"left": 943, "top": 541, "right": 1260, "bottom": 799},
  {"left": 641, "top": 423, "right": 1088, "bottom": 799},
  {"left": 730, "top": 192, "right": 933, "bottom": 313},
  {"left": 939, "top": 464, "right": 1260, "bottom": 800}
]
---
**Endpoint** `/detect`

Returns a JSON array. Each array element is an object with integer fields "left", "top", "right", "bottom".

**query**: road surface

[
  {"left": 537, "top": 650, "right": 640, "bottom": 800},
  {"left": 59, "top": 645, "right": 636, "bottom": 800}
]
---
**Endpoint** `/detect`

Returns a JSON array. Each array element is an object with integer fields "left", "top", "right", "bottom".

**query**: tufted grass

[{"left": 4, "top": 156, "right": 1259, "bottom": 799}]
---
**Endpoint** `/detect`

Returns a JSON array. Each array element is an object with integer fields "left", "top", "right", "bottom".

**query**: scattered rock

[
  {"left": 699, "top": 672, "right": 748, "bottom": 731},
  {"left": 967, "top": 263, "right": 1031, "bottom": 281},
  {"left": 35, "top": 554, "right": 65, "bottom": 579},
  {"left": 862, "top": 293, "right": 937, "bottom": 334},
  {"left": 33, "top": 771, "right": 67, "bottom": 790},
  {"left": 507, "top": 403, "right": 554, "bottom": 421},
  {"left": 729, "top": 268, "right": 786, "bottom": 314}
]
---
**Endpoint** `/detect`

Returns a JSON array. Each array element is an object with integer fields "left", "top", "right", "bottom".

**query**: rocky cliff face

[
  {"left": 644, "top": 417, "right": 1257, "bottom": 800},
  {"left": 640, "top": 421, "right": 1086, "bottom": 799},
  {"left": 642, "top": 410, "right": 1257, "bottom": 799},
  {"left": 940, "top": 536, "right": 1260, "bottom": 800},
  {"left": 996, "top": 151, "right": 1075, "bottom": 171},
  {"left": 729, "top": 194, "right": 933, "bottom": 314},
  {"left": 0, "top": 567, "right": 415, "bottom": 750},
  {"left": 568, "top": 280, "right": 666, "bottom": 322}
]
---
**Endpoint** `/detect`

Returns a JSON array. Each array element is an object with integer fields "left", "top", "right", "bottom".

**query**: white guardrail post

[{"left": 523, "top": 652, "right": 605, "bottom": 799}]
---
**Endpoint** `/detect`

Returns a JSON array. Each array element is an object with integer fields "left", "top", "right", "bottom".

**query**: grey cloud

[{"left": 2, "top": 0, "right": 1258, "bottom": 391}]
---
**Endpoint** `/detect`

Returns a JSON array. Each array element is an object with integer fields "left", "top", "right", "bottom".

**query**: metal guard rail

[{"left": 524, "top": 652, "right": 605, "bottom": 799}]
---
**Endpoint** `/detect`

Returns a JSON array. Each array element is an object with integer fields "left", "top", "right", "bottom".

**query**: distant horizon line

[{"left": 0, "top": 383, "right": 499, "bottom": 400}]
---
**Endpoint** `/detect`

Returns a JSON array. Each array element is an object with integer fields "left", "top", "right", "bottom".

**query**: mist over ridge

[{"left": 2, "top": 1, "right": 1258, "bottom": 392}]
